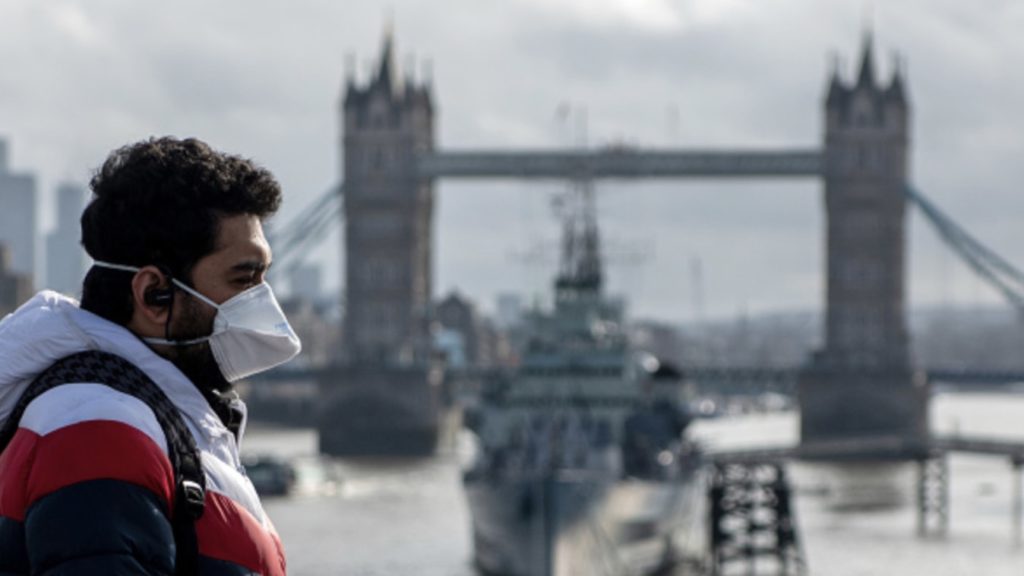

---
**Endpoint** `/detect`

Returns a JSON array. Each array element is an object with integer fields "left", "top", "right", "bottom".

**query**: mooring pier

[{"left": 707, "top": 433, "right": 1024, "bottom": 542}]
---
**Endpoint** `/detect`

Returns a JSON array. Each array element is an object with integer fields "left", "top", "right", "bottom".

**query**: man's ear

[{"left": 130, "top": 266, "right": 173, "bottom": 326}]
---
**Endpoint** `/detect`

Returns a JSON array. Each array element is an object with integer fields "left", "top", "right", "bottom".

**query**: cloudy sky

[{"left": 1, "top": 0, "right": 1021, "bottom": 323}]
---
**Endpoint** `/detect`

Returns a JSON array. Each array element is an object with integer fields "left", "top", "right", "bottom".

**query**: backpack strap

[{"left": 0, "top": 350, "right": 206, "bottom": 576}]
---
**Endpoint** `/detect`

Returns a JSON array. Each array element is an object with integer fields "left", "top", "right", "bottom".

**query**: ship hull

[{"left": 465, "top": 469, "right": 704, "bottom": 576}]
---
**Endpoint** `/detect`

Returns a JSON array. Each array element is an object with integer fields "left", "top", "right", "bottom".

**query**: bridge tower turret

[
  {"left": 341, "top": 31, "right": 435, "bottom": 367},
  {"left": 800, "top": 34, "right": 927, "bottom": 451}
]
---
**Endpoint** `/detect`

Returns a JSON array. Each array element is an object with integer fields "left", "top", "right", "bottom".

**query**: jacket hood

[{"left": 0, "top": 291, "right": 239, "bottom": 443}]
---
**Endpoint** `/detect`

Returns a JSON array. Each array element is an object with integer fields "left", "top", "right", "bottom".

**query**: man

[{"left": 0, "top": 137, "right": 298, "bottom": 574}]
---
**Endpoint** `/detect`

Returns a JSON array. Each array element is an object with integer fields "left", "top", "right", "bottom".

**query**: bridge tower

[
  {"left": 341, "top": 31, "right": 435, "bottom": 366},
  {"left": 320, "top": 32, "right": 441, "bottom": 456},
  {"left": 799, "top": 35, "right": 928, "bottom": 450}
]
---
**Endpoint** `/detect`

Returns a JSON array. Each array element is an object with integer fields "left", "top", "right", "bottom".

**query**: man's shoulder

[
  {"left": 0, "top": 382, "right": 176, "bottom": 522},
  {"left": 20, "top": 382, "right": 168, "bottom": 452}
]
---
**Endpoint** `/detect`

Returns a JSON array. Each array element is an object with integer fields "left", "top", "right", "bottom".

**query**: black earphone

[
  {"left": 144, "top": 264, "right": 176, "bottom": 308},
  {"left": 144, "top": 288, "right": 174, "bottom": 307}
]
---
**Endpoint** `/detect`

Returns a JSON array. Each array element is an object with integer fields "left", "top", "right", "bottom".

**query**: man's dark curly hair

[{"left": 80, "top": 137, "right": 282, "bottom": 325}]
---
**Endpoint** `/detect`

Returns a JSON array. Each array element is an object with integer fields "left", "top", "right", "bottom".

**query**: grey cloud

[{"left": 0, "top": 0, "right": 1021, "bottom": 321}]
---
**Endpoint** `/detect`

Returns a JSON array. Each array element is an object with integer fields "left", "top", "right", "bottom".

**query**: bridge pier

[
  {"left": 317, "top": 364, "right": 444, "bottom": 456},
  {"left": 1013, "top": 461, "right": 1023, "bottom": 546},
  {"left": 916, "top": 454, "right": 949, "bottom": 537},
  {"left": 798, "top": 366, "right": 929, "bottom": 455}
]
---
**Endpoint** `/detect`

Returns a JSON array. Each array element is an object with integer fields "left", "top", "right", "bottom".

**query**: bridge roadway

[
  {"left": 254, "top": 365, "right": 1024, "bottom": 387},
  {"left": 683, "top": 366, "right": 1024, "bottom": 387},
  {"left": 707, "top": 434, "right": 1024, "bottom": 464},
  {"left": 417, "top": 148, "right": 824, "bottom": 179}
]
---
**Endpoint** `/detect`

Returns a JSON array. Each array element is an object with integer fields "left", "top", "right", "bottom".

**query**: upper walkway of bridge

[{"left": 417, "top": 148, "right": 823, "bottom": 179}]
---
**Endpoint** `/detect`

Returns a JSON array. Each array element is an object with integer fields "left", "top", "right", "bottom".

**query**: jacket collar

[{"left": 0, "top": 291, "right": 240, "bottom": 445}]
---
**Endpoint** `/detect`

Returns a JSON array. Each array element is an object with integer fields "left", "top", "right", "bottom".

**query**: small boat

[{"left": 243, "top": 455, "right": 297, "bottom": 497}]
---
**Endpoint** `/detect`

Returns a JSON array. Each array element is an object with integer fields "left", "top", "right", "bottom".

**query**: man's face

[
  {"left": 169, "top": 213, "right": 272, "bottom": 390},
  {"left": 189, "top": 213, "right": 272, "bottom": 306}
]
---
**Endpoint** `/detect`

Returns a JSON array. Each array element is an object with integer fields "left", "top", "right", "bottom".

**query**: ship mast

[{"left": 555, "top": 178, "right": 603, "bottom": 296}]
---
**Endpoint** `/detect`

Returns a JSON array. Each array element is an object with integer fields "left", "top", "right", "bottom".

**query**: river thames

[{"left": 246, "top": 391, "right": 1024, "bottom": 575}]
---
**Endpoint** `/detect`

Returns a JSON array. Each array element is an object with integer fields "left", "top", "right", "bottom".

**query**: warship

[{"left": 462, "top": 182, "right": 705, "bottom": 576}]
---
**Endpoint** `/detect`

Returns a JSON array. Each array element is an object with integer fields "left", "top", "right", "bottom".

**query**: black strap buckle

[{"left": 178, "top": 479, "right": 206, "bottom": 520}]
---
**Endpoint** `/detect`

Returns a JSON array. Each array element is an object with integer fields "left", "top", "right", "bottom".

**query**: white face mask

[{"left": 92, "top": 261, "right": 302, "bottom": 382}]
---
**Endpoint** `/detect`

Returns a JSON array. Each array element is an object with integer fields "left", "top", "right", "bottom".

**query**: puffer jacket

[{"left": 0, "top": 291, "right": 287, "bottom": 575}]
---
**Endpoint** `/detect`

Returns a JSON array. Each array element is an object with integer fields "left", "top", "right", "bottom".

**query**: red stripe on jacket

[
  {"left": 197, "top": 490, "right": 287, "bottom": 576},
  {"left": 0, "top": 421, "right": 174, "bottom": 521},
  {"left": 0, "top": 419, "right": 286, "bottom": 574}
]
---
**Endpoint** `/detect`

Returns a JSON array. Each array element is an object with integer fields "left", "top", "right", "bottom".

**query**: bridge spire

[
  {"left": 886, "top": 52, "right": 907, "bottom": 104},
  {"left": 375, "top": 20, "right": 398, "bottom": 94},
  {"left": 826, "top": 52, "right": 847, "bottom": 108},
  {"left": 856, "top": 30, "right": 877, "bottom": 89}
]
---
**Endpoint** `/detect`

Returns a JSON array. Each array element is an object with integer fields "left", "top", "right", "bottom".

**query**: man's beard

[{"left": 168, "top": 296, "right": 233, "bottom": 394}]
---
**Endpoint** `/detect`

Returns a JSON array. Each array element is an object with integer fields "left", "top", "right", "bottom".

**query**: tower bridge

[{"left": 303, "top": 30, "right": 1014, "bottom": 456}]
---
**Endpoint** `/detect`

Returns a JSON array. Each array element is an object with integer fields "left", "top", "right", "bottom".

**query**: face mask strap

[
  {"left": 93, "top": 260, "right": 220, "bottom": 311},
  {"left": 93, "top": 260, "right": 219, "bottom": 347},
  {"left": 143, "top": 335, "right": 211, "bottom": 347},
  {"left": 164, "top": 276, "right": 176, "bottom": 344},
  {"left": 92, "top": 261, "right": 145, "bottom": 274},
  {"left": 167, "top": 278, "right": 220, "bottom": 310}
]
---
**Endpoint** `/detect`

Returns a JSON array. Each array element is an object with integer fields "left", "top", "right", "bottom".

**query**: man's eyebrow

[{"left": 230, "top": 260, "right": 270, "bottom": 274}]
